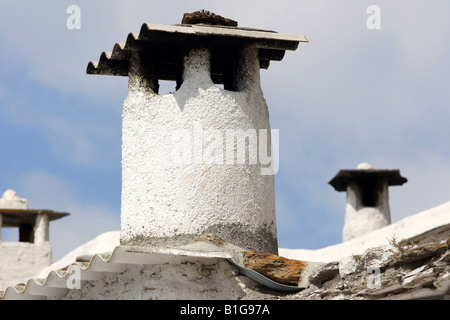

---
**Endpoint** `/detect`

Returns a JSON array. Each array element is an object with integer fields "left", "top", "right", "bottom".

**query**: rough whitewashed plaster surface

[
  {"left": 51, "top": 258, "right": 249, "bottom": 300},
  {"left": 0, "top": 242, "right": 51, "bottom": 290},
  {"left": 342, "top": 180, "right": 391, "bottom": 242},
  {"left": 120, "top": 47, "right": 278, "bottom": 254}
]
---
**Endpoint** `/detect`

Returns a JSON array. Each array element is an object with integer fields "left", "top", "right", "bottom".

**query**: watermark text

[
  {"left": 171, "top": 121, "right": 279, "bottom": 175},
  {"left": 66, "top": 5, "right": 81, "bottom": 30},
  {"left": 367, "top": 5, "right": 381, "bottom": 30}
]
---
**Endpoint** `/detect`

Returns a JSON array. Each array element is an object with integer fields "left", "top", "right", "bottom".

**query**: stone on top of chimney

[
  {"left": 181, "top": 10, "right": 238, "bottom": 27},
  {"left": 0, "top": 189, "right": 28, "bottom": 210},
  {"left": 356, "top": 162, "right": 374, "bottom": 170}
]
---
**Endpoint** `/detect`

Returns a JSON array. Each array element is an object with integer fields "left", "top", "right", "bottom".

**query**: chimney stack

[
  {"left": 87, "top": 11, "right": 307, "bottom": 254},
  {"left": 0, "top": 189, "right": 69, "bottom": 289},
  {"left": 329, "top": 163, "right": 408, "bottom": 242}
]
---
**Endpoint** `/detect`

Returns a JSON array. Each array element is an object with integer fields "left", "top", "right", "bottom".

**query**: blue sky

[{"left": 1, "top": 1, "right": 449, "bottom": 261}]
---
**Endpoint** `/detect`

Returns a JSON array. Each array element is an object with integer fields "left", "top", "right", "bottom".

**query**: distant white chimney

[
  {"left": 0, "top": 190, "right": 69, "bottom": 289},
  {"left": 87, "top": 11, "right": 308, "bottom": 254},
  {"left": 329, "top": 163, "right": 408, "bottom": 242}
]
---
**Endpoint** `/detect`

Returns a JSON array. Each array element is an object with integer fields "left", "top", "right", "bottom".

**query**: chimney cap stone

[
  {"left": 0, "top": 189, "right": 70, "bottom": 227},
  {"left": 181, "top": 10, "right": 238, "bottom": 27},
  {"left": 328, "top": 165, "right": 408, "bottom": 192},
  {"left": 86, "top": 18, "right": 308, "bottom": 84},
  {"left": 0, "top": 209, "right": 70, "bottom": 228},
  {"left": 356, "top": 162, "right": 374, "bottom": 170}
]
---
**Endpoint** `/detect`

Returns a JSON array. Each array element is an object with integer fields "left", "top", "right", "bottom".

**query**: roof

[
  {"left": 0, "top": 245, "right": 231, "bottom": 300},
  {"left": 2, "top": 230, "right": 449, "bottom": 300},
  {"left": 0, "top": 209, "right": 69, "bottom": 227},
  {"left": 86, "top": 22, "right": 308, "bottom": 84},
  {"left": 0, "top": 236, "right": 304, "bottom": 300},
  {"left": 280, "top": 200, "right": 450, "bottom": 262}
]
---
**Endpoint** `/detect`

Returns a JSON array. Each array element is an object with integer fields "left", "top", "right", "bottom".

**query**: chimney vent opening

[{"left": 359, "top": 178, "right": 379, "bottom": 207}]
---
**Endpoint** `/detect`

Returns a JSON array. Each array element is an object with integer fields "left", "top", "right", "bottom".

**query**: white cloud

[
  {"left": 16, "top": 171, "right": 120, "bottom": 261},
  {"left": 383, "top": 1, "right": 450, "bottom": 77},
  {"left": 0, "top": 85, "right": 120, "bottom": 169},
  {"left": 0, "top": 1, "right": 128, "bottom": 104}
]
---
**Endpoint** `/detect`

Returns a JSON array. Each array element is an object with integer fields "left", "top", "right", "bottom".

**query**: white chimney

[
  {"left": 0, "top": 190, "right": 69, "bottom": 289},
  {"left": 87, "top": 11, "right": 308, "bottom": 254},
  {"left": 329, "top": 163, "right": 408, "bottom": 242}
]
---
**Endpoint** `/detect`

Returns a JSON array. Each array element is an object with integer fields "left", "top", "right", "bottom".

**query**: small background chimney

[
  {"left": 329, "top": 163, "right": 408, "bottom": 242},
  {"left": 0, "top": 190, "right": 69, "bottom": 289}
]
